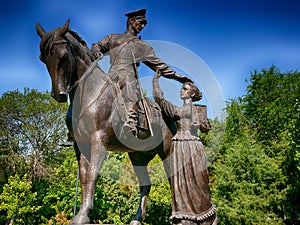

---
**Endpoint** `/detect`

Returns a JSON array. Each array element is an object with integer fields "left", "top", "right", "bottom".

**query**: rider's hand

[
  {"left": 175, "top": 73, "right": 194, "bottom": 84},
  {"left": 93, "top": 51, "right": 103, "bottom": 60}
]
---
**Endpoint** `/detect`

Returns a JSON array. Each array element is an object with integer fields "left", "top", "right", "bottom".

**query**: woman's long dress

[{"left": 153, "top": 87, "right": 217, "bottom": 224}]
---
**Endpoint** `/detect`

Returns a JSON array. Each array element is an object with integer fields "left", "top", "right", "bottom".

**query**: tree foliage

[
  {"left": 91, "top": 153, "right": 172, "bottom": 225},
  {"left": 212, "top": 66, "right": 300, "bottom": 224},
  {"left": 0, "top": 174, "right": 41, "bottom": 224},
  {"left": 244, "top": 66, "right": 299, "bottom": 146},
  {"left": 40, "top": 148, "right": 78, "bottom": 224},
  {"left": 0, "top": 88, "right": 68, "bottom": 187},
  {"left": 212, "top": 138, "right": 286, "bottom": 224},
  {"left": 0, "top": 89, "right": 69, "bottom": 224},
  {"left": 244, "top": 66, "right": 300, "bottom": 223}
]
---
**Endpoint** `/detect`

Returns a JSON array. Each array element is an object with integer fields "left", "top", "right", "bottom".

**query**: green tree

[
  {"left": 202, "top": 118, "right": 226, "bottom": 164},
  {"left": 243, "top": 66, "right": 300, "bottom": 223},
  {"left": 40, "top": 148, "right": 78, "bottom": 224},
  {"left": 212, "top": 137, "right": 285, "bottom": 224},
  {"left": 284, "top": 98, "right": 300, "bottom": 223},
  {"left": 0, "top": 174, "right": 41, "bottom": 224},
  {"left": 0, "top": 88, "right": 68, "bottom": 187},
  {"left": 212, "top": 66, "right": 300, "bottom": 224},
  {"left": 244, "top": 66, "right": 299, "bottom": 147},
  {"left": 0, "top": 88, "right": 70, "bottom": 223},
  {"left": 87, "top": 152, "right": 172, "bottom": 224}
]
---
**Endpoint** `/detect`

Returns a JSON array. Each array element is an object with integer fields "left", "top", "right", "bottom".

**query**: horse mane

[
  {"left": 68, "top": 29, "right": 94, "bottom": 61},
  {"left": 68, "top": 29, "right": 88, "bottom": 48},
  {"left": 39, "top": 27, "right": 94, "bottom": 62}
]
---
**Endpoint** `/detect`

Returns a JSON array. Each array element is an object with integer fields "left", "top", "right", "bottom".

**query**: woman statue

[{"left": 152, "top": 71, "right": 218, "bottom": 225}]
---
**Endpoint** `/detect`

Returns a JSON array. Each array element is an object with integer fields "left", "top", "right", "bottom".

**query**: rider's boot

[{"left": 123, "top": 102, "right": 138, "bottom": 136}]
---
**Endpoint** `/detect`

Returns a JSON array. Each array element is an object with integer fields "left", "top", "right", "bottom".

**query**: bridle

[
  {"left": 47, "top": 33, "right": 98, "bottom": 97},
  {"left": 51, "top": 37, "right": 77, "bottom": 94},
  {"left": 52, "top": 39, "right": 69, "bottom": 45}
]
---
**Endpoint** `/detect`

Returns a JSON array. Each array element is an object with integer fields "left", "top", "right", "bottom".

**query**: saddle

[
  {"left": 112, "top": 92, "right": 161, "bottom": 140},
  {"left": 136, "top": 97, "right": 161, "bottom": 138}
]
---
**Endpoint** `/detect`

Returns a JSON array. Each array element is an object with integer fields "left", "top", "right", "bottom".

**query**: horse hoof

[
  {"left": 130, "top": 220, "right": 142, "bottom": 225},
  {"left": 71, "top": 214, "right": 90, "bottom": 224}
]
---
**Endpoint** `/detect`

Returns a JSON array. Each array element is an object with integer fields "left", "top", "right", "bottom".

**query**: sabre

[{"left": 131, "top": 52, "right": 154, "bottom": 137}]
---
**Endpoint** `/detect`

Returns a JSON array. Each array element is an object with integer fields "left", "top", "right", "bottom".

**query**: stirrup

[{"left": 122, "top": 121, "right": 137, "bottom": 136}]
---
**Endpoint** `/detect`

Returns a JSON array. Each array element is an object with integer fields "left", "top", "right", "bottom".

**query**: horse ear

[
  {"left": 36, "top": 22, "right": 46, "bottom": 38},
  {"left": 60, "top": 19, "right": 70, "bottom": 36}
]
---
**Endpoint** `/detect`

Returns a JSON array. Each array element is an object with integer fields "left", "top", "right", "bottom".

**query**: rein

[{"left": 68, "top": 58, "right": 100, "bottom": 92}]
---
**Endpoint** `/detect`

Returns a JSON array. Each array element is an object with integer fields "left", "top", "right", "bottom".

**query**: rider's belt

[{"left": 113, "top": 59, "right": 133, "bottom": 64}]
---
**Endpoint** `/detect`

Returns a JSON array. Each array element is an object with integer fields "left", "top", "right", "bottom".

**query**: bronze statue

[
  {"left": 91, "top": 9, "right": 192, "bottom": 135},
  {"left": 36, "top": 8, "right": 216, "bottom": 225},
  {"left": 36, "top": 19, "right": 175, "bottom": 225},
  {"left": 153, "top": 71, "right": 218, "bottom": 225}
]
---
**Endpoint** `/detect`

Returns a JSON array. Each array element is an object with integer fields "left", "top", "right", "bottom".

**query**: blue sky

[{"left": 1, "top": 0, "right": 300, "bottom": 105}]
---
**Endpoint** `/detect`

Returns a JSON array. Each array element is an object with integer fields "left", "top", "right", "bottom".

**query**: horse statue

[{"left": 36, "top": 20, "right": 174, "bottom": 225}]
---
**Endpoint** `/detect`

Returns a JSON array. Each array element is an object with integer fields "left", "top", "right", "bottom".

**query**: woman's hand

[
  {"left": 153, "top": 70, "right": 164, "bottom": 99},
  {"left": 154, "top": 70, "right": 161, "bottom": 79}
]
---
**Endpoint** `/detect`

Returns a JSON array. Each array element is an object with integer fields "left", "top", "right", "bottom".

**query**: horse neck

[
  {"left": 67, "top": 48, "right": 111, "bottom": 106},
  {"left": 67, "top": 32, "right": 93, "bottom": 76},
  {"left": 66, "top": 33, "right": 94, "bottom": 101}
]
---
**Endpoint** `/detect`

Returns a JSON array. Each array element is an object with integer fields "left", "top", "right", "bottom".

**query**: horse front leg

[
  {"left": 73, "top": 142, "right": 89, "bottom": 205},
  {"left": 128, "top": 151, "right": 156, "bottom": 225},
  {"left": 72, "top": 131, "right": 107, "bottom": 224}
]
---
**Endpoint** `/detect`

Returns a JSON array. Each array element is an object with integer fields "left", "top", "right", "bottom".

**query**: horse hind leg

[
  {"left": 128, "top": 151, "right": 156, "bottom": 225},
  {"left": 72, "top": 131, "right": 107, "bottom": 224}
]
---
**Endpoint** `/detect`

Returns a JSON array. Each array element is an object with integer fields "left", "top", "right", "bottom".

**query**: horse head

[{"left": 36, "top": 20, "right": 75, "bottom": 102}]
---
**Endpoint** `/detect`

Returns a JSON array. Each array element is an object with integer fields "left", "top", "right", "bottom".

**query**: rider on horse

[{"left": 91, "top": 9, "right": 192, "bottom": 135}]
